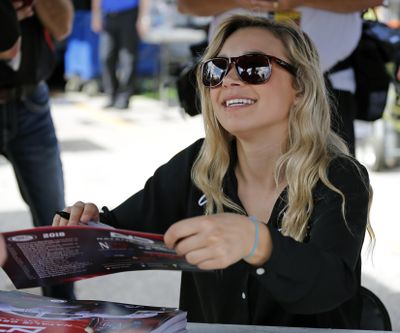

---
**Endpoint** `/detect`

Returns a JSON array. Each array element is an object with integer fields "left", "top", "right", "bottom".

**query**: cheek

[
  {"left": 210, "top": 90, "right": 224, "bottom": 121},
  {"left": 210, "top": 90, "right": 220, "bottom": 108},
  {"left": 273, "top": 78, "right": 296, "bottom": 111}
]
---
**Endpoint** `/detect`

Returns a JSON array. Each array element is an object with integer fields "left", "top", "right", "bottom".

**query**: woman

[{"left": 54, "top": 15, "right": 373, "bottom": 329}]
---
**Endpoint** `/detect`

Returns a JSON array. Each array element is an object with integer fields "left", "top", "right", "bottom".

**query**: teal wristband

[{"left": 244, "top": 216, "right": 259, "bottom": 259}]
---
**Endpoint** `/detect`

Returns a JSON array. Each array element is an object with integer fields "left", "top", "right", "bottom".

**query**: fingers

[
  {"left": 164, "top": 217, "right": 204, "bottom": 249},
  {"left": 168, "top": 225, "right": 227, "bottom": 270},
  {"left": 52, "top": 206, "right": 72, "bottom": 226},
  {"left": 80, "top": 203, "right": 100, "bottom": 223},
  {"left": 164, "top": 214, "right": 253, "bottom": 270},
  {"left": 52, "top": 202, "right": 100, "bottom": 227},
  {"left": 184, "top": 245, "right": 232, "bottom": 270}
]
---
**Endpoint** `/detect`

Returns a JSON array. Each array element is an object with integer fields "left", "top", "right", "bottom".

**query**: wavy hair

[{"left": 192, "top": 15, "right": 373, "bottom": 242}]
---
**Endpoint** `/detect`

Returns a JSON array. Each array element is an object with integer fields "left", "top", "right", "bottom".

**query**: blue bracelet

[{"left": 244, "top": 216, "right": 259, "bottom": 259}]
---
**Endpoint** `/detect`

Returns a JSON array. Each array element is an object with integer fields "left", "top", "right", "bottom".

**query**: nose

[{"left": 222, "top": 63, "right": 243, "bottom": 87}]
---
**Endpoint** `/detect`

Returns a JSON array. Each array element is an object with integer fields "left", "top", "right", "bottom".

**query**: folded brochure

[
  {"left": 0, "top": 290, "right": 187, "bottom": 333},
  {"left": 2, "top": 225, "right": 198, "bottom": 289}
]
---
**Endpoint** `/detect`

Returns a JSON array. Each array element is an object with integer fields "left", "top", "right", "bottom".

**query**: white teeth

[{"left": 225, "top": 98, "right": 255, "bottom": 107}]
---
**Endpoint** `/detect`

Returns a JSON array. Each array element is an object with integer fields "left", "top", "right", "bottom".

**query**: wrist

[{"left": 244, "top": 220, "right": 272, "bottom": 266}]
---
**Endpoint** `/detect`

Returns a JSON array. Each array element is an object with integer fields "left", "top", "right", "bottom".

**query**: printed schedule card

[{"left": 2, "top": 225, "right": 198, "bottom": 289}]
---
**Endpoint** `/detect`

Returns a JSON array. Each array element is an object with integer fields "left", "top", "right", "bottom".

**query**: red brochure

[{"left": 2, "top": 225, "right": 198, "bottom": 289}]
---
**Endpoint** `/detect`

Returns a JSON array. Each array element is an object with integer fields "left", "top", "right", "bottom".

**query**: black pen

[
  {"left": 56, "top": 211, "right": 70, "bottom": 219},
  {"left": 55, "top": 210, "right": 113, "bottom": 229}
]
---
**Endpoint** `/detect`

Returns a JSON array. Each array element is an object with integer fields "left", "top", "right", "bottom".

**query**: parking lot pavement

[{"left": 0, "top": 92, "right": 399, "bottom": 329}]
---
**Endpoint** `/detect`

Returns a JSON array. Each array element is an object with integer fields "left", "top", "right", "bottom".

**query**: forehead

[{"left": 219, "top": 27, "right": 286, "bottom": 57}]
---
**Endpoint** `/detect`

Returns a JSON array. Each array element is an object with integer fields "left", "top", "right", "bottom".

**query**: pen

[
  {"left": 56, "top": 211, "right": 70, "bottom": 219},
  {"left": 55, "top": 210, "right": 113, "bottom": 229}
]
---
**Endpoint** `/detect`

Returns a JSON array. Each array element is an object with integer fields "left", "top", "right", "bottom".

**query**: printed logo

[
  {"left": 7, "top": 235, "right": 36, "bottom": 242},
  {"left": 0, "top": 324, "right": 46, "bottom": 333},
  {"left": 198, "top": 194, "right": 207, "bottom": 207}
]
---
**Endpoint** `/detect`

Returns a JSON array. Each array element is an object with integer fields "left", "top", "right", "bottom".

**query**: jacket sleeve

[
  {"left": 251, "top": 157, "right": 370, "bottom": 314},
  {"left": 101, "top": 139, "right": 204, "bottom": 234}
]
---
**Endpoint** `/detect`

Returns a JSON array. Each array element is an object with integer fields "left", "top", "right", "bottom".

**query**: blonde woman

[{"left": 54, "top": 15, "right": 372, "bottom": 329}]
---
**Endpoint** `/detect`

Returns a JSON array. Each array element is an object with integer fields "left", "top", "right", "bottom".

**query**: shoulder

[
  {"left": 328, "top": 155, "right": 369, "bottom": 182},
  {"left": 325, "top": 155, "right": 370, "bottom": 197},
  {"left": 154, "top": 138, "right": 204, "bottom": 176},
  {"left": 168, "top": 138, "right": 204, "bottom": 164}
]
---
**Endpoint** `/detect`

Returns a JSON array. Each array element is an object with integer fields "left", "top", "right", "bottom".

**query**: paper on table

[{"left": 0, "top": 290, "right": 187, "bottom": 333}]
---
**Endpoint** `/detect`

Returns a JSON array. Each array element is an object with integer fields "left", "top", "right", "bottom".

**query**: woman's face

[{"left": 210, "top": 27, "right": 296, "bottom": 140}]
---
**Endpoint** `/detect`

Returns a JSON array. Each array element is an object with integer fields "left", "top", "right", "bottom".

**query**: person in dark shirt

[
  {"left": 0, "top": 0, "right": 21, "bottom": 269},
  {"left": 53, "top": 15, "right": 373, "bottom": 329},
  {"left": 0, "top": 0, "right": 74, "bottom": 299}
]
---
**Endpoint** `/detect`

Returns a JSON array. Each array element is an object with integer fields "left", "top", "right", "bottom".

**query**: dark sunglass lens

[
  {"left": 236, "top": 54, "right": 271, "bottom": 84},
  {"left": 202, "top": 58, "right": 228, "bottom": 87}
]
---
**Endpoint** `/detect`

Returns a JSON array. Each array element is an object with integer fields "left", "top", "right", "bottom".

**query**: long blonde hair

[{"left": 192, "top": 15, "right": 374, "bottom": 242}]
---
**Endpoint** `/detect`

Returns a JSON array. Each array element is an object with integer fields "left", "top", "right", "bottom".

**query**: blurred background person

[
  {"left": 91, "top": 0, "right": 141, "bottom": 110},
  {"left": 0, "top": 0, "right": 74, "bottom": 299},
  {"left": 64, "top": 0, "right": 101, "bottom": 96}
]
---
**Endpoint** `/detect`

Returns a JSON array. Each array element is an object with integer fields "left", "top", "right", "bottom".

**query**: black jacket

[{"left": 102, "top": 139, "right": 370, "bottom": 329}]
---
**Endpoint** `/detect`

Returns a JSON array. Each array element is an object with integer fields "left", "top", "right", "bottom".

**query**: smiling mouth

[{"left": 224, "top": 98, "right": 256, "bottom": 107}]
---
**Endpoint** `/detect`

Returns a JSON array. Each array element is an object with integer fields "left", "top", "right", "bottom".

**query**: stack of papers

[{"left": 0, "top": 290, "right": 187, "bottom": 333}]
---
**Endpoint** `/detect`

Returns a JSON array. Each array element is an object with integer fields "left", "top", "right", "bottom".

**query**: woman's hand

[
  {"left": 164, "top": 213, "right": 272, "bottom": 270},
  {"left": 52, "top": 201, "right": 100, "bottom": 226}
]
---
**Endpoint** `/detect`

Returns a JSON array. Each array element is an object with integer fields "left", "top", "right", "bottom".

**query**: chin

[{"left": 221, "top": 123, "right": 254, "bottom": 138}]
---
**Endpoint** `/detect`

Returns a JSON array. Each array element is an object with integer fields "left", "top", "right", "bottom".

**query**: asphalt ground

[{"left": 0, "top": 92, "right": 399, "bottom": 329}]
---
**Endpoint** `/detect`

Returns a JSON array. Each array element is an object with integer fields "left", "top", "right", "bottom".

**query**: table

[
  {"left": 142, "top": 27, "right": 206, "bottom": 105},
  {"left": 187, "top": 323, "right": 399, "bottom": 333}
]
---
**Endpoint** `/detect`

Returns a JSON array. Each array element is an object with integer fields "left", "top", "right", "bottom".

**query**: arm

[
  {"left": 177, "top": 0, "right": 245, "bottom": 16},
  {"left": 177, "top": 0, "right": 384, "bottom": 16},
  {"left": 34, "top": 0, "right": 73, "bottom": 41},
  {"left": 109, "top": 140, "right": 205, "bottom": 233},
  {"left": 137, "top": 0, "right": 151, "bottom": 39},
  {"left": 280, "top": 0, "right": 384, "bottom": 12},
  {"left": 54, "top": 139, "right": 205, "bottom": 234},
  {"left": 91, "top": 0, "right": 102, "bottom": 33}
]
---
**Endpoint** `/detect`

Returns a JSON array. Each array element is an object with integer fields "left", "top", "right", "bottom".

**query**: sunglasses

[{"left": 201, "top": 53, "right": 297, "bottom": 88}]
